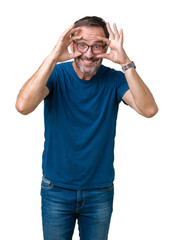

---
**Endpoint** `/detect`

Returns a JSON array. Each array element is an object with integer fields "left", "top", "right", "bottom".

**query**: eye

[
  {"left": 78, "top": 43, "right": 87, "bottom": 49},
  {"left": 93, "top": 45, "right": 102, "bottom": 49}
]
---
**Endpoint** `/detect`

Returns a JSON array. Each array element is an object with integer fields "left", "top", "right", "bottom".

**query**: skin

[
  {"left": 15, "top": 22, "right": 158, "bottom": 118},
  {"left": 96, "top": 23, "right": 159, "bottom": 117},
  {"left": 71, "top": 23, "right": 158, "bottom": 117},
  {"left": 70, "top": 26, "right": 108, "bottom": 80}
]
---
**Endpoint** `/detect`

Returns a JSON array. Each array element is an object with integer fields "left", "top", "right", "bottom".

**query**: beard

[{"left": 74, "top": 56, "right": 103, "bottom": 75}]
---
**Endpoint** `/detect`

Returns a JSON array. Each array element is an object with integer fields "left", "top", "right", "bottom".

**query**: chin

[{"left": 75, "top": 58, "right": 102, "bottom": 75}]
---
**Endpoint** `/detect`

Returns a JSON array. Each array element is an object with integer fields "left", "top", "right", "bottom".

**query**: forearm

[
  {"left": 16, "top": 24, "right": 82, "bottom": 115},
  {"left": 123, "top": 64, "right": 158, "bottom": 116},
  {"left": 16, "top": 54, "right": 56, "bottom": 114}
]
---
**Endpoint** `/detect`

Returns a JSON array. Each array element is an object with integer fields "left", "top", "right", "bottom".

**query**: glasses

[{"left": 74, "top": 41, "right": 106, "bottom": 54}]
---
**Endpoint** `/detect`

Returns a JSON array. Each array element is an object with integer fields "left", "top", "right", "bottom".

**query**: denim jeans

[{"left": 40, "top": 176, "right": 114, "bottom": 240}]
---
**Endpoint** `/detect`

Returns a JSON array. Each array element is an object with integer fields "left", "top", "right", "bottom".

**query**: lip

[{"left": 81, "top": 59, "right": 96, "bottom": 65}]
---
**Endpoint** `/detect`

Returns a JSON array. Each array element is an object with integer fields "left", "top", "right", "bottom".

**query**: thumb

[
  {"left": 96, "top": 53, "right": 110, "bottom": 59},
  {"left": 70, "top": 51, "right": 82, "bottom": 59}
]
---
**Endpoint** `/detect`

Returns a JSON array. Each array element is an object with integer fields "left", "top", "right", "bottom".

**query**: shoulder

[
  {"left": 56, "top": 61, "right": 72, "bottom": 71},
  {"left": 102, "top": 64, "right": 124, "bottom": 77},
  {"left": 52, "top": 61, "right": 72, "bottom": 79},
  {"left": 101, "top": 64, "right": 125, "bottom": 84}
]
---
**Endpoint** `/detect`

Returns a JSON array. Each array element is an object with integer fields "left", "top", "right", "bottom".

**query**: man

[{"left": 16, "top": 16, "right": 158, "bottom": 240}]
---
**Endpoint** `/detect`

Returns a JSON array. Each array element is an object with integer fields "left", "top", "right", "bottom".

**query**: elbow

[
  {"left": 15, "top": 99, "right": 30, "bottom": 115},
  {"left": 144, "top": 104, "right": 159, "bottom": 118}
]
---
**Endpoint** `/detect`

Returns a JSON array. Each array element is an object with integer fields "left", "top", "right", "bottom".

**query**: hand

[
  {"left": 50, "top": 24, "right": 83, "bottom": 63},
  {"left": 97, "top": 22, "right": 131, "bottom": 66}
]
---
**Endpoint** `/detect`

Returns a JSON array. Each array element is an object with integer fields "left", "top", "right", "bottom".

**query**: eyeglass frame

[{"left": 73, "top": 41, "right": 107, "bottom": 54}]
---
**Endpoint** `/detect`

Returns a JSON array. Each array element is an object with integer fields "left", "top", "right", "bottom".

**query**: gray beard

[{"left": 75, "top": 57, "right": 102, "bottom": 75}]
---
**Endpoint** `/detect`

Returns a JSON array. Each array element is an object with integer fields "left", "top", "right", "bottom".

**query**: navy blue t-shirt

[{"left": 42, "top": 61, "right": 129, "bottom": 190}]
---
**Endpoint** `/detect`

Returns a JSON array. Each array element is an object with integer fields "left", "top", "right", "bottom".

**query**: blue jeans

[{"left": 40, "top": 177, "right": 114, "bottom": 240}]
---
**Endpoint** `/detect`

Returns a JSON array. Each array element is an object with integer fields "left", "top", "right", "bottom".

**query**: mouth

[
  {"left": 81, "top": 59, "right": 95, "bottom": 65},
  {"left": 79, "top": 57, "right": 99, "bottom": 66}
]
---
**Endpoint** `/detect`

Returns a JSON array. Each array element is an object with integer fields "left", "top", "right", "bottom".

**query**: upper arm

[
  {"left": 16, "top": 85, "right": 50, "bottom": 115},
  {"left": 43, "top": 85, "right": 50, "bottom": 100},
  {"left": 28, "top": 86, "right": 49, "bottom": 113},
  {"left": 122, "top": 89, "right": 143, "bottom": 116}
]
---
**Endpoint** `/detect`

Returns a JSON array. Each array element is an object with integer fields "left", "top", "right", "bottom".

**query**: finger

[
  {"left": 120, "top": 28, "right": 123, "bottom": 44},
  {"left": 69, "top": 51, "right": 82, "bottom": 59},
  {"left": 68, "top": 35, "right": 83, "bottom": 44},
  {"left": 97, "top": 36, "right": 111, "bottom": 45},
  {"left": 69, "top": 27, "right": 81, "bottom": 35},
  {"left": 63, "top": 24, "right": 75, "bottom": 36},
  {"left": 113, "top": 23, "right": 119, "bottom": 37},
  {"left": 95, "top": 53, "right": 111, "bottom": 60},
  {"left": 62, "top": 24, "right": 80, "bottom": 39},
  {"left": 106, "top": 22, "right": 115, "bottom": 39},
  {"left": 64, "top": 27, "right": 81, "bottom": 41}
]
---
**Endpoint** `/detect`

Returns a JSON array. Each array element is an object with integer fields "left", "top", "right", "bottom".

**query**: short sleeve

[
  {"left": 116, "top": 71, "right": 129, "bottom": 104},
  {"left": 46, "top": 65, "right": 59, "bottom": 94}
]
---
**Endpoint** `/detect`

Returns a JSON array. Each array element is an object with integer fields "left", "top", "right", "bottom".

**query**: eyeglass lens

[{"left": 77, "top": 43, "right": 104, "bottom": 54}]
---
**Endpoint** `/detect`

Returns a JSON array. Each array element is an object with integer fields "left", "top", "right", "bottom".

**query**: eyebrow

[{"left": 80, "top": 38, "right": 104, "bottom": 44}]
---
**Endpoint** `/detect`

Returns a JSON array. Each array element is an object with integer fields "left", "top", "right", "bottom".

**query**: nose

[{"left": 84, "top": 46, "right": 94, "bottom": 58}]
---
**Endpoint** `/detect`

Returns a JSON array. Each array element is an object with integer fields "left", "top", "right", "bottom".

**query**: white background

[{"left": 0, "top": 0, "right": 174, "bottom": 239}]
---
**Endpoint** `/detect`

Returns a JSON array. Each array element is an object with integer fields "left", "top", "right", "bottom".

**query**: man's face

[{"left": 72, "top": 26, "right": 107, "bottom": 77}]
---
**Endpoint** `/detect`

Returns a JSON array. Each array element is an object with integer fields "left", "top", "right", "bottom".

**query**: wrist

[
  {"left": 122, "top": 61, "right": 136, "bottom": 72},
  {"left": 120, "top": 59, "right": 132, "bottom": 67},
  {"left": 47, "top": 53, "right": 58, "bottom": 66}
]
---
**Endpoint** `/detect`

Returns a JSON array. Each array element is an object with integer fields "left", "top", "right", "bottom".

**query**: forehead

[{"left": 76, "top": 26, "right": 106, "bottom": 43}]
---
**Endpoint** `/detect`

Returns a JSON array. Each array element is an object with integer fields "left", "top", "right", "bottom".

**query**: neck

[{"left": 72, "top": 61, "right": 96, "bottom": 80}]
